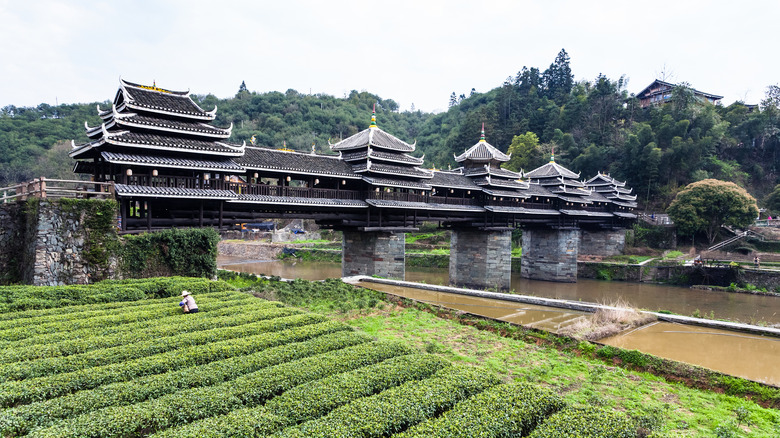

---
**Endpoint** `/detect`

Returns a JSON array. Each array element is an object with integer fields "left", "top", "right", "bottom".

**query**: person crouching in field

[{"left": 179, "top": 290, "right": 199, "bottom": 314}]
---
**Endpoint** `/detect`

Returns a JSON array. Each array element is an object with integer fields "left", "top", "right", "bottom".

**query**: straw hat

[{"left": 181, "top": 290, "right": 190, "bottom": 297}]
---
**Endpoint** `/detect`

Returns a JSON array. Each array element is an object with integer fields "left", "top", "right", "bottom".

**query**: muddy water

[
  {"left": 220, "top": 257, "right": 780, "bottom": 325},
  {"left": 603, "top": 322, "right": 780, "bottom": 386},
  {"left": 220, "top": 256, "right": 780, "bottom": 385},
  {"left": 364, "top": 282, "right": 589, "bottom": 333}
]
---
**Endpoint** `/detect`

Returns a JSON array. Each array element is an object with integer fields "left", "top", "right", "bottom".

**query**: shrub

[{"left": 527, "top": 406, "right": 634, "bottom": 438}]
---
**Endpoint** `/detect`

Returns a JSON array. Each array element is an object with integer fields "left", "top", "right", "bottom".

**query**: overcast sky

[{"left": 1, "top": 0, "right": 777, "bottom": 113}]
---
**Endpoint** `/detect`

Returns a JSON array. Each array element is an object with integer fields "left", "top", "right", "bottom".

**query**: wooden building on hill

[
  {"left": 636, "top": 79, "right": 722, "bottom": 108},
  {"left": 71, "top": 79, "right": 636, "bottom": 232}
]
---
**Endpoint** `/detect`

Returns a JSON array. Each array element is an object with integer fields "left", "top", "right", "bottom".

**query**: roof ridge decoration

[
  {"left": 369, "top": 104, "right": 378, "bottom": 129},
  {"left": 454, "top": 123, "right": 511, "bottom": 163}
]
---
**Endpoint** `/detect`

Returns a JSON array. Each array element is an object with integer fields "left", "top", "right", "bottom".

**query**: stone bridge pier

[
  {"left": 521, "top": 227, "right": 580, "bottom": 282},
  {"left": 449, "top": 229, "right": 512, "bottom": 291},
  {"left": 342, "top": 230, "right": 405, "bottom": 279}
]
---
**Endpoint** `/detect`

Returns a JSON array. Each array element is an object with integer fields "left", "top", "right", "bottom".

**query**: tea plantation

[{"left": 0, "top": 277, "right": 635, "bottom": 437}]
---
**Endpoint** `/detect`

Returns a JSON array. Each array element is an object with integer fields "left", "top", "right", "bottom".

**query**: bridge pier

[
  {"left": 449, "top": 229, "right": 512, "bottom": 290},
  {"left": 342, "top": 230, "right": 405, "bottom": 279},
  {"left": 521, "top": 227, "right": 579, "bottom": 282},
  {"left": 579, "top": 228, "right": 626, "bottom": 256}
]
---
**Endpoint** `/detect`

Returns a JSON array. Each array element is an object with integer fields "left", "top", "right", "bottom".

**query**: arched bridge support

[
  {"left": 342, "top": 230, "right": 405, "bottom": 279},
  {"left": 521, "top": 227, "right": 579, "bottom": 283},
  {"left": 449, "top": 228, "right": 512, "bottom": 291}
]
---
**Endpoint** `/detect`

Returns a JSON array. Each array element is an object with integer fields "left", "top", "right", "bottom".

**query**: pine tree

[
  {"left": 238, "top": 80, "right": 248, "bottom": 94},
  {"left": 449, "top": 92, "right": 458, "bottom": 108}
]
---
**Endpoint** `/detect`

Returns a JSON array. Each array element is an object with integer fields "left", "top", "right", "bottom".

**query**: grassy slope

[{"left": 322, "top": 302, "right": 780, "bottom": 437}]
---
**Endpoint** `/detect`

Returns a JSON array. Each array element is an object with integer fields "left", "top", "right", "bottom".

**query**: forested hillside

[{"left": 3, "top": 49, "right": 779, "bottom": 211}]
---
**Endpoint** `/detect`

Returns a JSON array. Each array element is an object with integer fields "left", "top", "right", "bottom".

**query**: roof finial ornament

[
  {"left": 480, "top": 122, "right": 486, "bottom": 143},
  {"left": 550, "top": 146, "right": 555, "bottom": 163},
  {"left": 369, "top": 103, "right": 378, "bottom": 129}
]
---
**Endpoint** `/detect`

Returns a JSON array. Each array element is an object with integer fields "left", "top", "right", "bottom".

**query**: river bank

[{"left": 219, "top": 240, "right": 780, "bottom": 292}]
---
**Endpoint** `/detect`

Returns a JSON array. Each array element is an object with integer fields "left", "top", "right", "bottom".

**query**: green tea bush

[
  {"left": 273, "top": 367, "right": 500, "bottom": 438},
  {"left": 0, "top": 320, "right": 351, "bottom": 407},
  {"left": 1, "top": 330, "right": 370, "bottom": 436},
  {"left": 396, "top": 381, "right": 565, "bottom": 437},
  {"left": 154, "top": 354, "right": 450, "bottom": 437},
  {"left": 527, "top": 406, "right": 635, "bottom": 438},
  {"left": 31, "top": 341, "right": 412, "bottom": 437},
  {"left": 0, "top": 311, "right": 319, "bottom": 382}
]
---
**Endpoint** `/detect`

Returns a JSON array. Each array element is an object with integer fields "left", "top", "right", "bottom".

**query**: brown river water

[{"left": 220, "top": 257, "right": 780, "bottom": 385}]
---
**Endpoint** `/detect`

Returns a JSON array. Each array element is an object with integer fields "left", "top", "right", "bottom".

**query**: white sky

[{"left": 0, "top": 0, "right": 777, "bottom": 113}]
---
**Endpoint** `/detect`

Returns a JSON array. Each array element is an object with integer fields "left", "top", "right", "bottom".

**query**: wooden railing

[{"left": 1, "top": 178, "right": 114, "bottom": 203}]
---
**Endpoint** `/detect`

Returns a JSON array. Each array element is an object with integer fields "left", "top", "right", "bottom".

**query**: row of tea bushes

[
  {"left": 0, "top": 289, "right": 247, "bottom": 331},
  {"left": 0, "top": 311, "right": 321, "bottom": 382},
  {"left": 0, "top": 330, "right": 371, "bottom": 436},
  {"left": 394, "top": 381, "right": 565, "bottom": 437},
  {"left": 152, "top": 354, "right": 451, "bottom": 437},
  {"left": 0, "top": 277, "right": 233, "bottom": 313},
  {"left": 527, "top": 406, "right": 636, "bottom": 438},
  {"left": 274, "top": 367, "right": 500, "bottom": 438},
  {"left": 0, "top": 296, "right": 275, "bottom": 362},
  {"left": 0, "top": 320, "right": 351, "bottom": 407},
  {"left": 29, "top": 341, "right": 413, "bottom": 438}
]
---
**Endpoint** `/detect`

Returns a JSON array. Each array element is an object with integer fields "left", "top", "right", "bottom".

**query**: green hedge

[
  {"left": 395, "top": 381, "right": 565, "bottom": 437},
  {"left": 0, "top": 330, "right": 370, "bottom": 436},
  {"left": 153, "top": 354, "right": 450, "bottom": 437},
  {"left": 0, "top": 320, "right": 351, "bottom": 408},
  {"left": 273, "top": 367, "right": 500, "bottom": 438},
  {"left": 0, "top": 276, "right": 234, "bottom": 313},
  {"left": 527, "top": 406, "right": 635, "bottom": 438},
  {"left": 0, "top": 311, "right": 320, "bottom": 383},
  {"left": 121, "top": 228, "right": 220, "bottom": 278},
  {"left": 31, "top": 341, "right": 413, "bottom": 438},
  {"left": 0, "top": 295, "right": 265, "bottom": 362}
]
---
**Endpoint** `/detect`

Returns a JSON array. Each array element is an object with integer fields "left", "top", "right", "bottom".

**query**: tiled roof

[
  {"left": 474, "top": 177, "right": 529, "bottom": 190},
  {"left": 105, "top": 131, "right": 244, "bottom": 156},
  {"left": 429, "top": 171, "right": 481, "bottom": 190},
  {"left": 114, "top": 184, "right": 236, "bottom": 199},
  {"left": 523, "top": 161, "right": 580, "bottom": 179},
  {"left": 454, "top": 140, "right": 510, "bottom": 163},
  {"left": 237, "top": 147, "right": 359, "bottom": 178},
  {"left": 523, "top": 183, "right": 555, "bottom": 198},
  {"left": 366, "top": 199, "right": 484, "bottom": 212},
  {"left": 612, "top": 200, "right": 638, "bottom": 208},
  {"left": 73, "top": 161, "right": 94, "bottom": 174},
  {"left": 585, "top": 172, "right": 625, "bottom": 187},
  {"left": 482, "top": 188, "right": 531, "bottom": 198},
  {"left": 550, "top": 186, "right": 591, "bottom": 195},
  {"left": 464, "top": 166, "right": 521, "bottom": 179},
  {"left": 113, "top": 114, "right": 231, "bottom": 138},
  {"left": 120, "top": 79, "right": 215, "bottom": 120},
  {"left": 484, "top": 206, "right": 561, "bottom": 215},
  {"left": 353, "top": 162, "right": 433, "bottom": 179},
  {"left": 557, "top": 195, "right": 592, "bottom": 204},
  {"left": 101, "top": 151, "right": 243, "bottom": 172},
  {"left": 614, "top": 212, "right": 638, "bottom": 218},
  {"left": 233, "top": 194, "right": 367, "bottom": 208},
  {"left": 341, "top": 150, "right": 424, "bottom": 166},
  {"left": 330, "top": 127, "right": 415, "bottom": 152},
  {"left": 559, "top": 209, "right": 613, "bottom": 217},
  {"left": 361, "top": 176, "right": 432, "bottom": 190}
]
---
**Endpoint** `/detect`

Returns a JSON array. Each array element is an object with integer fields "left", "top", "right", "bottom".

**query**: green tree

[
  {"left": 667, "top": 179, "right": 758, "bottom": 245},
  {"left": 504, "top": 132, "right": 543, "bottom": 172},
  {"left": 764, "top": 184, "right": 780, "bottom": 215}
]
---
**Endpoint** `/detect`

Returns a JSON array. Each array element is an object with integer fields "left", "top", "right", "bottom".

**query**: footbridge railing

[{"left": 1, "top": 178, "right": 114, "bottom": 203}]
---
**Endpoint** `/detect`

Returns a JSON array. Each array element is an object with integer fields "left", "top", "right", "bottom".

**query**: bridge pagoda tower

[
  {"left": 448, "top": 124, "right": 519, "bottom": 290},
  {"left": 330, "top": 107, "right": 430, "bottom": 279}
]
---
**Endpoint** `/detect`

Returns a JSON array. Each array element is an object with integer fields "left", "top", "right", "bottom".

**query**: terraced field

[{"left": 0, "top": 278, "right": 634, "bottom": 437}]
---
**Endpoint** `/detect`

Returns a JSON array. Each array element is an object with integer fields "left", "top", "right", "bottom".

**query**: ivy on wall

[{"left": 121, "top": 227, "right": 220, "bottom": 279}]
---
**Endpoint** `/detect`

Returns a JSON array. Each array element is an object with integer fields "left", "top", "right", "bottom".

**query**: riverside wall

[{"left": 0, "top": 200, "right": 119, "bottom": 286}]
